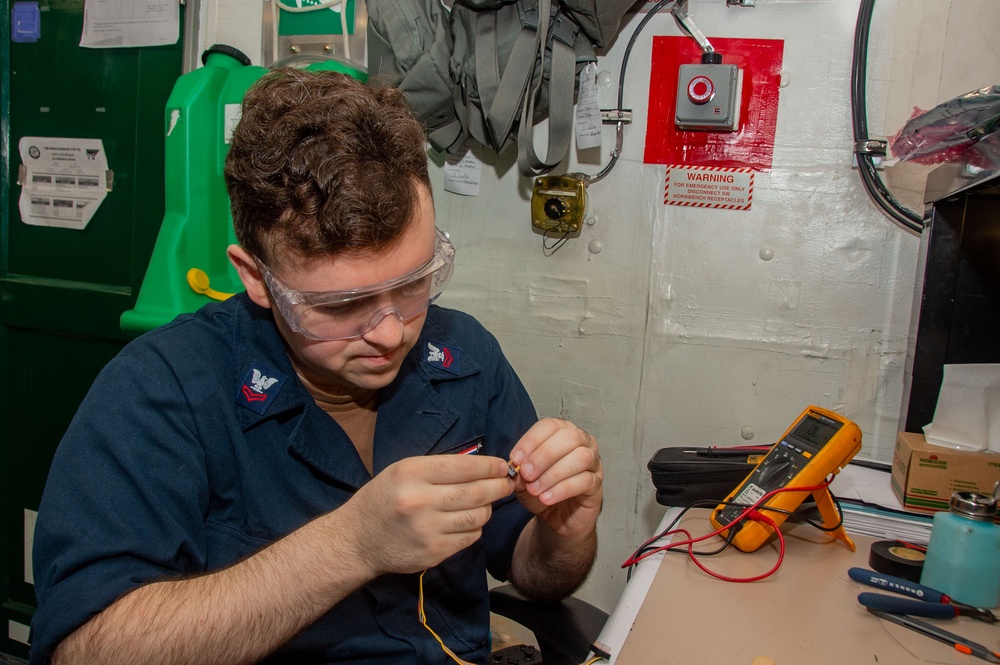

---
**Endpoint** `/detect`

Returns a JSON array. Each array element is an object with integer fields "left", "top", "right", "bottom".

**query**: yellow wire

[
  {"left": 418, "top": 569, "right": 608, "bottom": 665},
  {"left": 418, "top": 569, "right": 476, "bottom": 665}
]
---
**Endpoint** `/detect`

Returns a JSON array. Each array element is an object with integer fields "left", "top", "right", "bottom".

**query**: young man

[{"left": 30, "top": 69, "right": 603, "bottom": 665}]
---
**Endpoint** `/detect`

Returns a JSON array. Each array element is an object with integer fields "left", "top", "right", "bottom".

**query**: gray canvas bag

[{"left": 368, "top": 0, "right": 635, "bottom": 177}]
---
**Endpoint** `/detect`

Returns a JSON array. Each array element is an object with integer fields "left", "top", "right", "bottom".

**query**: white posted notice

[
  {"left": 575, "top": 63, "right": 602, "bottom": 151},
  {"left": 664, "top": 165, "right": 754, "bottom": 211},
  {"left": 443, "top": 145, "right": 483, "bottom": 197},
  {"left": 80, "top": 0, "right": 179, "bottom": 48},
  {"left": 18, "top": 137, "right": 109, "bottom": 230}
]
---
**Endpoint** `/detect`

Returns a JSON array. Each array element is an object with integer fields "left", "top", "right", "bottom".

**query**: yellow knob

[{"left": 186, "top": 268, "right": 234, "bottom": 301}]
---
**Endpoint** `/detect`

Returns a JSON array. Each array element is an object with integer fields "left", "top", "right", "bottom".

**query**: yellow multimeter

[{"left": 709, "top": 405, "right": 862, "bottom": 553}]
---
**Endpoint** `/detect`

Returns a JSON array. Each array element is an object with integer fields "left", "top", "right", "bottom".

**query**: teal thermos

[{"left": 920, "top": 491, "right": 1000, "bottom": 608}]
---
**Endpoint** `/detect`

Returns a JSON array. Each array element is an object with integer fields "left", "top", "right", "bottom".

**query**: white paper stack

[{"left": 830, "top": 463, "right": 933, "bottom": 545}]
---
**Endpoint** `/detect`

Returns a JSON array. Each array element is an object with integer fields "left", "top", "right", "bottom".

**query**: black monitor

[{"left": 903, "top": 167, "right": 1000, "bottom": 432}]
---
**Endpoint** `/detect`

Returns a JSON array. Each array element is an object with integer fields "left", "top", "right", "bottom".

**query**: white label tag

[
  {"left": 734, "top": 483, "right": 766, "bottom": 506},
  {"left": 576, "top": 63, "right": 602, "bottom": 151},
  {"left": 443, "top": 144, "right": 483, "bottom": 196}
]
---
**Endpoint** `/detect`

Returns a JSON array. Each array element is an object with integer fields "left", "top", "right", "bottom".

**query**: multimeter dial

[
  {"left": 714, "top": 445, "right": 807, "bottom": 528},
  {"left": 757, "top": 458, "right": 793, "bottom": 488}
]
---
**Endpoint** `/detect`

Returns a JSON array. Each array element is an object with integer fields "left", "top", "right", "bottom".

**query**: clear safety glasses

[{"left": 258, "top": 229, "right": 455, "bottom": 340}]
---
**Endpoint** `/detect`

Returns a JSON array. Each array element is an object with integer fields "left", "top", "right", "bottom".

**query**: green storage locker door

[{"left": 0, "top": 1, "right": 183, "bottom": 659}]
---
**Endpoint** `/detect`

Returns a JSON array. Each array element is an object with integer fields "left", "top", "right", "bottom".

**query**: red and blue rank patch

[
  {"left": 425, "top": 339, "right": 461, "bottom": 375},
  {"left": 237, "top": 362, "right": 287, "bottom": 414}
]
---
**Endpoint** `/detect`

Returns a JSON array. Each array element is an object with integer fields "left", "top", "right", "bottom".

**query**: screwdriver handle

[
  {"left": 858, "top": 592, "right": 957, "bottom": 619},
  {"left": 848, "top": 567, "right": 947, "bottom": 603}
]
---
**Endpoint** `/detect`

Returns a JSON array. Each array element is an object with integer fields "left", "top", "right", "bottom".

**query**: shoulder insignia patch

[
  {"left": 425, "top": 339, "right": 461, "bottom": 375},
  {"left": 237, "top": 362, "right": 287, "bottom": 414}
]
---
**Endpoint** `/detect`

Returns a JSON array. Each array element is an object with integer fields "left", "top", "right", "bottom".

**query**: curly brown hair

[{"left": 224, "top": 68, "right": 431, "bottom": 267}]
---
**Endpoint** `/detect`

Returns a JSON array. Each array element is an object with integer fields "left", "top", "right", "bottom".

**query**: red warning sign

[{"left": 664, "top": 165, "right": 754, "bottom": 210}]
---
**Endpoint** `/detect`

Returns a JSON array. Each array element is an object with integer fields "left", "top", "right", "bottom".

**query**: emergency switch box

[{"left": 675, "top": 63, "right": 742, "bottom": 131}]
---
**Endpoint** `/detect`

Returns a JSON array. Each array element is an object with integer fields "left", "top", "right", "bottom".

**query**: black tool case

[{"left": 647, "top": 448, "right": 759, "bottom": 506}]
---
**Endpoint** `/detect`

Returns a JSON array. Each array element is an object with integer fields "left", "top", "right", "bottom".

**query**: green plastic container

[{"left": 120, "top": 46, "right": 366, "bottom": 335}]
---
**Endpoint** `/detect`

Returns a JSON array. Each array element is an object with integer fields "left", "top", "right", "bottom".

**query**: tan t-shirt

[{"left": 299, "top": 376, "right": 379, "bottom": 475}]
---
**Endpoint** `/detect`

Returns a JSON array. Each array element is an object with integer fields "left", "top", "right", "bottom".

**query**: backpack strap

[
  {"left": 476, "top": 3, "right": 539, "bottom": 154},
  {"left": 517, "top": 1, "right": 578, "bottom": 175},
  {"left": 470, "top": 0, "right": 579, "bottom": 171}
]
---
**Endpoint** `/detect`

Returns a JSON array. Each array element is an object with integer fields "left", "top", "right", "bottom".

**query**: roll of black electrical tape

[{"left": 868, "top": 540, "right": 926, "bottom": 582}]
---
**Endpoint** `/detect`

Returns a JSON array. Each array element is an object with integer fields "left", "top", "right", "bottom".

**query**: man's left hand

[{"left": 509, "top": 418, "right": 603, "bottom": 539}]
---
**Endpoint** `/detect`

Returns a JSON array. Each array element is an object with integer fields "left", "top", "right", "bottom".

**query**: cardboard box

[{"left": 891, "top": 431, "right": 1000, "bottom": 514}]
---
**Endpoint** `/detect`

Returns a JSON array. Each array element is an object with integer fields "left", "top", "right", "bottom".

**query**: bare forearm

[
  {"left": 509, "top": 517, "right": 597, "bottom": 601},
  {"left": 53, "top": 511, "right": 372, "bottom": 665}
]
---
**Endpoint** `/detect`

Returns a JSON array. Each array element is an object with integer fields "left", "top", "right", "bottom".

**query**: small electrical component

[
  {"left": 591, "top": 640, "right": 612, "bottom": 660},
  {"left": 507, "top": 460, "right": 520, "bottom": 478}
]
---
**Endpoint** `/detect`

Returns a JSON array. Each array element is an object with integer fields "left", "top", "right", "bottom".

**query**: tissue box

[{"left": 891, "top": 431, "right": 1000, "bottom": 514}]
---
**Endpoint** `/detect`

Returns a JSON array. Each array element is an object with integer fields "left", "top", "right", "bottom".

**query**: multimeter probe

[{"left": 622, "top": 478, "right": 839, "bottom": 582}]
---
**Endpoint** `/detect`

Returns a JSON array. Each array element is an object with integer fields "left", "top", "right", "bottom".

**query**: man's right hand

[{"left": 341, "top": 455, "right": 515, "bottom": 576}]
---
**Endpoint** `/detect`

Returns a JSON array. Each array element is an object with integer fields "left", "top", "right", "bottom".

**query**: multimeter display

[
  {"left": 793, "top": 417, "right": 840, "bottom": 448},
  {"left": 710, "top": 406, "right": 862, "bottom": 553}
]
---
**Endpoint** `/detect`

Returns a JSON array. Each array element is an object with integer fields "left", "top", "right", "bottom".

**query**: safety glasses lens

[
  {"left": 295, "top": 262, "right": 451, "bottom": 340},
  {"left": 260, "top": 229, "right": 455, "bottom": 341}
]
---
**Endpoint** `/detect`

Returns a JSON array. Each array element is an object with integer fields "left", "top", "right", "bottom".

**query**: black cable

[
  {"left": 850, "top": 0, "right": 924, "bottom": 233},
  {"left": 667, "top": 518, "right": 738, "bottom": 557},
  {"left": 626, "top": 489, "right": 847, "bottom": 578},
  {"left": 625, "top": 498, "right": 742, "bottom": 576},
  {"left": 542, "top": 230, "right": 571, "bottom": 255},
  {"left": 588, "top": 0, "right": 675, "bottom": 184},
  {"left": 782, "top": 489, "right": 846, "bottom": 532},
  {"left": 625, "top": 499, "right": 701, "bottom": 579},
  {"left": 617, "top": 0, "right": 675, "bottom": 119}
]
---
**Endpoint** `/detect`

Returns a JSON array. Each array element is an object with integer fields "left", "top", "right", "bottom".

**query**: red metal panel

[{"left": 644, "top": 36, "right": 784, "bottom": 172}]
